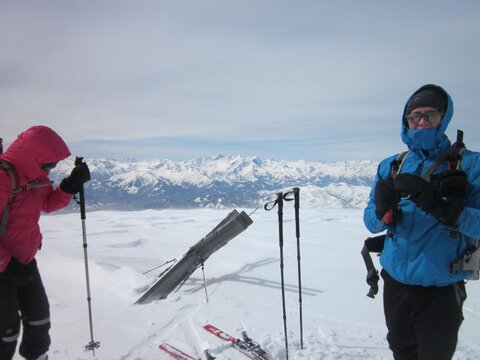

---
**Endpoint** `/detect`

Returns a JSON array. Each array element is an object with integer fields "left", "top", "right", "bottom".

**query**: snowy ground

[{"left": 13, "top": 208, "right": 480, "bottom": 359}]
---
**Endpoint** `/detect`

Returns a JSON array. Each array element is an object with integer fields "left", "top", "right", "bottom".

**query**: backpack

[{"left": 0, "top": 138, "right": 52, "bottom": 237}]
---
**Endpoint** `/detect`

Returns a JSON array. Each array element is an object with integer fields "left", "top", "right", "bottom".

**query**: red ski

[
  {"left": 204, "top": 324, "right": 237, "bottom": 345},
  {"left": 159, "top": 343, "right": 198, "bottom": 360},
  {"left": 203, "top": 324, "right": 271, "bottom": 360},
  {"left": 159, "top": 343, "right": 215, "bottom": 360}
]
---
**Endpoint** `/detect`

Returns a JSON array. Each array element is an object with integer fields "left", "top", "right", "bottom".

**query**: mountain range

[{"left": 51, "top": 155, "right": 378, "bottom": 211}]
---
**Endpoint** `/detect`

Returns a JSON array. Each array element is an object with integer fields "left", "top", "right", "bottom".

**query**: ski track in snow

[{"left": 10, "top": 209, "right": 480, "bottom": 359}]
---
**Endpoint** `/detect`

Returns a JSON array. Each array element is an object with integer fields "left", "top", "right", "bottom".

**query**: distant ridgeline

[{"left": 50, "top": 155, "right": 377, "bottom": 211}]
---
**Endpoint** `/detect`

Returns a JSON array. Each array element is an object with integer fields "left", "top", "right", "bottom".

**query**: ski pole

[
  {"left": 201, "top": 262, "right": 209, "bottom": 303},
  {"left": 292, "top": 187, "right": 303, "bottom": 349},
  {"left": 277, "top": 192, "right": 289, "bottom": 360},
  {"left": 74, "top": 157, "right": 100, "bottom": 355},
  {"left": 142, "top": 258, "right": 176, "bottom": 275},
  {"left": 284, "top": 187, "right": 304, "bottom": 349},
  {"left": 264, "top": 192, "right": 289, "bottom": 360}
]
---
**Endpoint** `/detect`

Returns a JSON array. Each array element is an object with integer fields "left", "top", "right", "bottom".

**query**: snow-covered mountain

[{"left": 52, "top": 155, "right": 378, "bottom": 210}]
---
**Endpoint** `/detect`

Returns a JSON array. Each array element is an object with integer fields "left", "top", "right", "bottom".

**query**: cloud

[{"left": 1, "top": 1, "right": 480, "bottom": 160}]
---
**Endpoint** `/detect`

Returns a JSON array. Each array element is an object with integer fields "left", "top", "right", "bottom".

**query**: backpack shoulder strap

[
  {"left": 0, "top": 160, "right": 20, "bottom": 192},
  {"left": 0, "top": 160, "right": 21, "bottom": 237},
  {"left": 390, "top": 151, "right": 409, "bottom": 179}
]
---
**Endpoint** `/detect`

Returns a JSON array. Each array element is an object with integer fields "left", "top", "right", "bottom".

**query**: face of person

[
  {"left": 405, "top": 106, "right": 443, "bottom": 130},
  {"left": 40, "top": 162, "right": 58, "bottom": 175}
]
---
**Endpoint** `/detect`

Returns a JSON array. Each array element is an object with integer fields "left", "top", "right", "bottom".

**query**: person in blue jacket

[{"left": 364, "top": 84, "right": 480, "bottom": 360}]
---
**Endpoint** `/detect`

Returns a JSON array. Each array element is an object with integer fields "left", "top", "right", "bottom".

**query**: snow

[{"left": 17, "top": 208, "right": 480, "bottom": 359}]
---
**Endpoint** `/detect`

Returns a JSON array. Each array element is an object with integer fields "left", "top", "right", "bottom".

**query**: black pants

[
  {"left": 0, "top": 258, "right": 51, "bottom": 360},
  {"left": 381, "top": 269, "right": 466, "bottom": 360}
]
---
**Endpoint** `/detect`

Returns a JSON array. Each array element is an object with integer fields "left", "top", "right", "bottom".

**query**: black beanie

[{"left": 405, "top": 87, "right": 448, "bottom": 114}]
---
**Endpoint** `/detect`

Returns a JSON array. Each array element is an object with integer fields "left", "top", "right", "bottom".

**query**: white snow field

[{"left": 13, "top": 208, "right": 480, "bottom": 359}]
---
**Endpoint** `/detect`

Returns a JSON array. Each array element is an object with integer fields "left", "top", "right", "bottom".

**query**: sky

[{"left": 1, "top": 0, "right": 480, "bottom": 161}]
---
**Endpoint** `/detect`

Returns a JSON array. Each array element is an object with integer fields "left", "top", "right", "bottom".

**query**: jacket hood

[
  {"left": 400, "top": 84, "right": 453, "bottom": 156},
  {"left": 1, "top": 126, "right": 71, "bottom": 181}
]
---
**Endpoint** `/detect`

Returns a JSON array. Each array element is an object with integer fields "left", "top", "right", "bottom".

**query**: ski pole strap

[
  {"left": 283, "top": 190, "right": 295, "bottom": 202},
  {"left": 282, "top": 187, "right": 300, "bottom": 205},
  {"left": 264, "top": 192, "right": 283, "bottom": 211},
  {"left": 361, "top": 235, "right": 386, "bottom": 299},
  {"left": 263, "top": 199, "right": 277, "bottom": 211}
]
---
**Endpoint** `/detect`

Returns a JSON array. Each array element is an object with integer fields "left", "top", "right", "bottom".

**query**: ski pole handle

[
  {"left": 276, "top": 191, "right": 284, "bottom": 212},
  {"left": 293, "top": 187, "right": 300, "bottom": 208},
  {"left": 75, "top": 157, "right": 87, "bottom": 220}
]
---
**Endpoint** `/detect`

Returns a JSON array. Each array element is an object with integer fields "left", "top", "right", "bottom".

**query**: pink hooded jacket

[{"left": 0, "top": 126, "right": 73, "bottom": 271}]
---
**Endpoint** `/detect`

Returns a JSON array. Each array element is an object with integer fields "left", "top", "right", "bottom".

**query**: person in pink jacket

[{"left": 0, "top": 126, "right": 90, "bottom": 360}]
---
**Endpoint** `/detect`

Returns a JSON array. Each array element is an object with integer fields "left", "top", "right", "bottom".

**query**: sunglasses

[
  {"left": 41, "top": 162, "right": 58, "bottom": 171},
  {"left": 405, "top": 111, "right": 443, "bottom": 125}
]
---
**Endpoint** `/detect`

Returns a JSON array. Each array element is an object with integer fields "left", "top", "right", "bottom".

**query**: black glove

[
  {"left": 0, "top": 258, "right": 38, "bottom": 286},
  {"left": 374, "top": 178, "right": 400, "bottom": 222},
  {"left": 393, "top": 173, "right": 465, "bottom": 226},
  {"left": 60, "top": 157, "right": 91, "bottom": 194},
  {"left": 438, "top": 170, "right": 467, "bottom": 200}
]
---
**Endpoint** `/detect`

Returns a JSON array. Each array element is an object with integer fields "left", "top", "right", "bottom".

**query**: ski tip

[{"left": 203, "top": 323, "right": 216, "bottom": 331}]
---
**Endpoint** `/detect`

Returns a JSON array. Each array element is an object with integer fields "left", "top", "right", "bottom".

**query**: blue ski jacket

[{"left": 364, "top": 84, "right": 480, "bottom": 286}]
